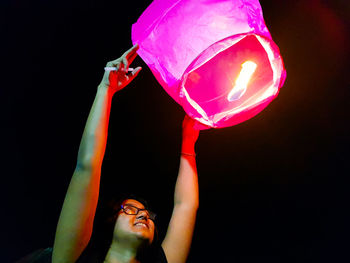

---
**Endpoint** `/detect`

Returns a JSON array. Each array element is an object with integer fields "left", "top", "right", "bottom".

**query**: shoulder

[
  {"left": 155, "top": 245, "right": 168, "bottom": 263},
  {"left": 141, "top": 244, "right": 168, "bottom": 263},
  {"left": 15, "top": 248, "right": 53, "bottom": 263}
]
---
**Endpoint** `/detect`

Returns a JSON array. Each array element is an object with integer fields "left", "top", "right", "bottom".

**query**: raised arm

[
  {"left": 162, "top": 115, "right": 200, "bottom": 263},
  {"left": 52, "top": 45, "right": 141, "bottom": 263}
]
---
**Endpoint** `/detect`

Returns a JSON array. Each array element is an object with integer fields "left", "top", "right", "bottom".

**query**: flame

[{"left": 227, "top": 61, "right": 257, "bottom": 101}]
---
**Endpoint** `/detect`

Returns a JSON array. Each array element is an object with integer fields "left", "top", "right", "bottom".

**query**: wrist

[
  {"left": 181, "top": 141, "right": 196, "bottom": 155},
  {"left": 97, "top": 84, "right": 115, "bottom": 98},
  {"left": 181, "top": 152, "right": 196, "bottom": 158}
]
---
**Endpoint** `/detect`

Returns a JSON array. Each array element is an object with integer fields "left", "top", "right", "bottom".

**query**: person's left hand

[{"left": 99, "top": 44, "right": 142, "bottom": 94}]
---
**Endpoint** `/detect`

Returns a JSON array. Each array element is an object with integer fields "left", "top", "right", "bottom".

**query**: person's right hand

[
  {"left": 99, "top": 44, "right": 142, "bottom": 94},
  {"left": 181, "top": 115, "right": 200, "bottom": 155},
  {"left": 182, "top": 115, "right": 200, "bottom": 144}
]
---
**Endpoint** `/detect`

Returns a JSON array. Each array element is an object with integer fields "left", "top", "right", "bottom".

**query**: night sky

[{"left": 2, "top": 0, "right": 350, "bottom": 262}]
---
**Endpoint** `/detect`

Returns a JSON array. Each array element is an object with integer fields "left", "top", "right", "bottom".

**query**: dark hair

[{"left": 76, "top": 194, "right": 159, "bottom": 263}]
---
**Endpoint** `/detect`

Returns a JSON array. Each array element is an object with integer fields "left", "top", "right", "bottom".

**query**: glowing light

[
  {"left": 227, "top": 61, "right": 257, "bottom": 102},
  {"left": 132, "top": 0, "right": 286, "bottom": 128}
]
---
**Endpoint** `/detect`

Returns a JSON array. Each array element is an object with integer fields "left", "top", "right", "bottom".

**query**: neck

[{"left": 104, "top": 238, "right": 146, "bottom": 263}]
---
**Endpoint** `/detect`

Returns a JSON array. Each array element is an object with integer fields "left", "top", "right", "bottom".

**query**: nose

[{"left": 136, "top": 210, "right": 149, "bottom": 220}]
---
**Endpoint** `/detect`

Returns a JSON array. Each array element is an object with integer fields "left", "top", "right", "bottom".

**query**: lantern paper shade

[{"left": 132, "top": 0, "right": 286, "bottom": 128}]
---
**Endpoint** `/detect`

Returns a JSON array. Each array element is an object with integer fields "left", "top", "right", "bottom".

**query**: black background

[{"left": 2, "top": 0, "right": 350, "bottom": 262}]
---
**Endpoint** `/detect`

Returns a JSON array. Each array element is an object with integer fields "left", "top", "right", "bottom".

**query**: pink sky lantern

[{"left": 132, "top": 0, "right": 286, "bottom": 128}]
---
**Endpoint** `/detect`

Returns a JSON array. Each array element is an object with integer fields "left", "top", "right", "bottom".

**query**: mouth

[{"left": 134, "top": 221, "right": 149, "bottom": 229}]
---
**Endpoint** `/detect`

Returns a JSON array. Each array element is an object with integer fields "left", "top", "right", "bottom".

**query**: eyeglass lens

[{"left": 123, "top": 204, "right": 156, "bottom": 220}]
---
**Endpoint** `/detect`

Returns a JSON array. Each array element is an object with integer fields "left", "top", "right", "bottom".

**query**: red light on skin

[{"left": 227, "top": 61, "right": 257, "bottom": 102}]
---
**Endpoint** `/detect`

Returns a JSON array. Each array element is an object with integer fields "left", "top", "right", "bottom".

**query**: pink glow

[{"left": 132, "top": 0, "right": 286, "bottom": 128}]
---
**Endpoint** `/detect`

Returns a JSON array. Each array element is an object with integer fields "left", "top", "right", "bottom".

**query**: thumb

[{"left": 127, "top": 67, "right": 142, "bottom": 83}]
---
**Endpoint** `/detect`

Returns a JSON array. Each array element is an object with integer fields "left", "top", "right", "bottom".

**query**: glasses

[{"left": 121, "top": 204, "right": 156, "bottom": 221}]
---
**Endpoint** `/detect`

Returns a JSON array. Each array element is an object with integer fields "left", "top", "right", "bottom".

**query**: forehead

[{"left": 122, "top": 199, "right": 145, "bottom": 209}]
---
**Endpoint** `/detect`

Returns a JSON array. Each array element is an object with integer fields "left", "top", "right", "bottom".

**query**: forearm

[
  {"left": 53, "top": 86, "right": 114, "bottom": 263},
  {"left": 162, "top": 138, "right": 199, "bottom": 263},
  {"left": 174, "top": 140, "right": 199, "bottom": 209},
  {"left": 76, "top": 86, "right": 113, "bottom": 172}
]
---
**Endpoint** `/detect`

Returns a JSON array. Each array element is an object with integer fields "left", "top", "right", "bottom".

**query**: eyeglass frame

[{"left": 120, "top": 203, "right": 156, "bottom": 221}]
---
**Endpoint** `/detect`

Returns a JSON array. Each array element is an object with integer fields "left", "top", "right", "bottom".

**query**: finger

[
  {"left": 183, "top": 114, "right": 193, "bottom": 126},
  {"left": 108, "top": 64, "right": 120, "bottom": 72},
  {"left": 194, "top": 121, "right": 210, "bottom": 130},
  {"left": 108, "top": 57, "right": 121, "bottom": 66},
  {"left": 182, "top": 114, "right": 203, "bottom": 131},
  {"left": 108, "top": 44, "right": 139, "bottom": 69},
  {"left": 184, "top": 115, "right": 208, "bottom": 130},
  {"left": 127, "top": 66, "right": 142, "bottom": 83},
  {"left": 124, "top": 44, "right": 139, "bottom": 60},
  {"left": 127, "top": 51, "right": 138, "bottom": 65},
  {"left": 122, "top": 57, "right": 129, "bottom": 71}
]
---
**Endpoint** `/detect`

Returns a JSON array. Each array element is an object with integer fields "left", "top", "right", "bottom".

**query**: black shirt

[{"left": 15, "top": 246, "right": 168, "bottom": 263}]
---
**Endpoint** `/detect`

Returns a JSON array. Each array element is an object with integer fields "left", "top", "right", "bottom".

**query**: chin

[{"left": 135, "top": 231, "right": 153, "bottom": 244}]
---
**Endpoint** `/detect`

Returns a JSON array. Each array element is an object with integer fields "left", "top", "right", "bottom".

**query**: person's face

[{"left": 113, "top": 199, "right": 155, "bottom": 245}]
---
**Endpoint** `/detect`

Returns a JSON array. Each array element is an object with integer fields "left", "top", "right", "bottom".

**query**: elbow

[
  {"left": 175, "top": 202, "right": 199, "bottom": 219},
  {"left": 192, "top": 199, "right": 199, "bottom": 211},
  {"left": 174, "top": 188, "right": 199, "bottom": 211},
  {"left": 188, "top": 197, "right": 199, "bottom": 211},
  {"left": 175, "top": 198, "right": 199, "bottom": 213},
  {"left": 76, "top": 154, "right": 101, "bottom": 172},
  {"left": 76, "top": 159, "right": 93, "bottom": 172}
]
